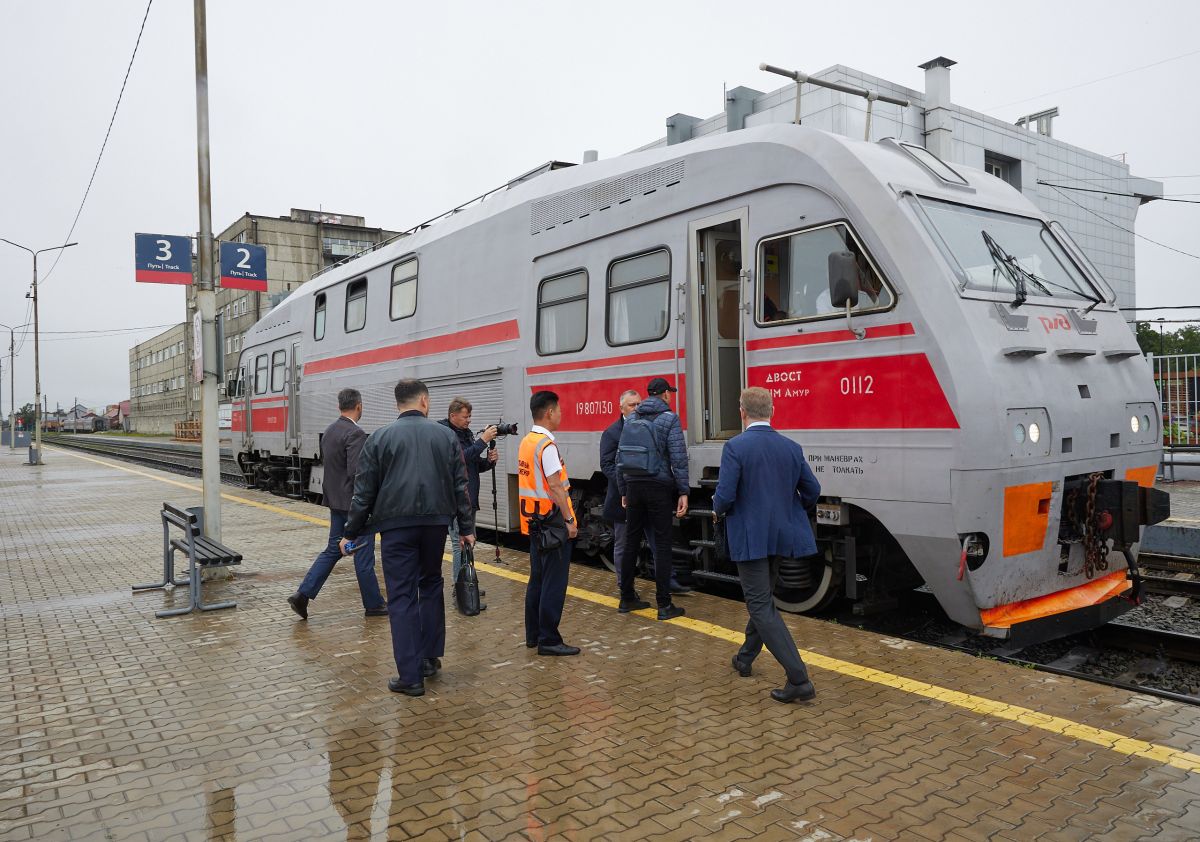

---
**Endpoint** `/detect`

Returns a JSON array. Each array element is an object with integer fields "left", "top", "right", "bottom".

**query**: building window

[
  {"left": 984, "top": 151, "right": 1021, "bottom": 189},
  {"left": 390, "top": 258, "right": 418, "bottom": 321},
  {"left": 270, "top": 350, "right": 286, "bottom": 392},
  {"left": 537, "top": 270, "right": 588, "bottom": 355},
  {"left": 233, "top": 336, "right": 240, "bottom": 352},
  {"left": 314, "top": 292, "right": 327, "bottom": 340},
  {"left": 757, "top": 221, "right": 894, "bottom": 324},
  {"left": 254, "top": 354, "right": 268, "bottom": 395},
  {"left": 345, "top": 278, "right": 367, "bottom": 332},
  {"left": 606, "top": 249, "right": 671, "bottom": 346},
  {"left": 226, "top": 338, "right": 232, "bottom": 355}
]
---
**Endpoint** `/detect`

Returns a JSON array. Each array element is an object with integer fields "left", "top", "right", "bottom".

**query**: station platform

[
  {"left": 1143, "top": 479, "right": 1200, "bottom": 556},
  {"left": 1, "top": 446, "right": 1198, "bottom": 841}
]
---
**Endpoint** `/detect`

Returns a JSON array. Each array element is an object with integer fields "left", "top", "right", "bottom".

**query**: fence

[{"left": 1151, "top": 353, "right": 1200, "bottom": 447}]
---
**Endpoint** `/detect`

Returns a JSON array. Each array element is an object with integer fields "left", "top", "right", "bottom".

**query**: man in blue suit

[{"left": 712, "top": 386, "right": 820, "bottom": 703}]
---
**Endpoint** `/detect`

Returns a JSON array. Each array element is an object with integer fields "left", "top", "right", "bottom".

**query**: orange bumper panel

[
  {"left": 1002, "top": 481, "right": 1054, "bottom": 557},
  {"left": 1125, "top": 465, "right": 1157, "bottom": 489},
  {"left": 980, "top": 570, "right": 1131, "bottom": 630}
]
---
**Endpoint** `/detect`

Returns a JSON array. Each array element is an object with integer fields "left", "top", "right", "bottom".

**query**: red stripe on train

[
  {"left": 530, "top": 374, "right": 687, "bottom": 432},
  {"left": 526, "top": 348, "right": 684, "bottom": 377},
  {"left": 232, "top": 406, "right": 289, "bottom": 433},
  {"left": 748, "top": 353, "right": 958, "bottom": 429},
  {"left": 303, "top": 319, "right": 520, "bottom": 376},
  {"left": 746, "top": 322, "right": 915, "bottom": 352}
]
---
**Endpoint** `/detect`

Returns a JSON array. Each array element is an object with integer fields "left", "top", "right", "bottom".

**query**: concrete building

[
  {"left": 639, "top": 58, "right": 1161, "bottom": 314},
  {"left": 128, "top": 323, "right": 191, "bottom": 434},
  {"left": 185, "top": 208, "right": 400, "bottom": 400}
]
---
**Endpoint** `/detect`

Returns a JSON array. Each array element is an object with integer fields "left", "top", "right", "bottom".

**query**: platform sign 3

[
  {"left": 219, "top": 242, "right": 268, "bottom": 292},
  {"left": 134, "top": 233, "right": 193, "bottom": 285}
]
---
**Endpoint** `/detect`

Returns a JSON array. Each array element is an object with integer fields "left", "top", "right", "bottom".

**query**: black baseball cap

[{"left": 646, "top": 377, "right": 678, "bottom": 396}]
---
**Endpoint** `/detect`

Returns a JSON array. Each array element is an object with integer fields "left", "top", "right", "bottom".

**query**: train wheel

[
  {"left": 596, "top": 547, "right": 617, "bottom": 573},
  {"left": 773, "top": 552, "right": 840, "bottom": 614}
]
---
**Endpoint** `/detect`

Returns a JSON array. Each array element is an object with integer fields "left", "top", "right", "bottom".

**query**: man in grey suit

[
  {"left": 712, "top": 387, "right": 820, "bottom": 703},
  {"left": 288, "top": 388, "right": 387, "bottom": 620}
]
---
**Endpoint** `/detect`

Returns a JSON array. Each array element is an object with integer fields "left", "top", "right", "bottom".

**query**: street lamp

[
  {"left": 0, "top": 320, "right": 31, "bottom": 451},
  {"left": 0, "top": 239, "right": 78, "bottom": 464},
  {"left": 1156, "top": 317, "right": 1166, "bottom": 357}
]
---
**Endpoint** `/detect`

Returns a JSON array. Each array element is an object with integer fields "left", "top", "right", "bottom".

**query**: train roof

[{"left": 267, "top": 123, "right": 1042, "bottom": 315}]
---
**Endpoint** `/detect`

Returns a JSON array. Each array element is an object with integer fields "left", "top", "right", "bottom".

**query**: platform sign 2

[
  {"left": 134, "top": 233, "right": 193, "bottom": 285},
  {"left": 219, "top": 242, "right": 268, "bottom": 292}
]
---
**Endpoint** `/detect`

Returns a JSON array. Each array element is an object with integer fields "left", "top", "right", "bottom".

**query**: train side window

[
  {"left": 253, "top": 354, "right": 268, "bottom": 395},
  {"left": 314, "top": 292, "right": 327, "bottom": 340},
  {"left": 390, "top": 258, "right": 418, "bottom": 321},
  {"left": 606, "top": 248, "right": 671, "bottom": 346},
  {"left": 270, "top": 350, "right": 286, "bottom": 392},
  {"left": 757, "top": 222, "right": 893, "bottom": 325},
  {"left": 536, "top": 270, "right": 588, "bottom": 355},
  {"left": 345, "top": 278, "right": 367, "bottom": 333}
]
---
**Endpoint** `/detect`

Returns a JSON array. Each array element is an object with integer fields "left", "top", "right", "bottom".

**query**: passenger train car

[{"left": 232, "top": 123, "right": 1168, "bottom": 643}]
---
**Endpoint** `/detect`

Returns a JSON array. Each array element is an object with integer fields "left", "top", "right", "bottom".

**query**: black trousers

[
  {"left": 620, "top": 480, "right": 675, "bottom": 608},
  {"left": 380, "top": 525, "right": 447, "bottom": 685},
  {"left": 526, "top": 539, "right": 570, "bottom": 647},
  {"left": 737, "top": 557, "right": 810, "bottom": 686}
]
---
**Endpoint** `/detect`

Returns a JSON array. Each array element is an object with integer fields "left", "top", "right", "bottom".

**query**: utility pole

[
  {"left": 1, "top": 321, "right": 30, "bottom": 450},
  {"left": 193, "top": 0, "right": 222, "bottom": 542}
]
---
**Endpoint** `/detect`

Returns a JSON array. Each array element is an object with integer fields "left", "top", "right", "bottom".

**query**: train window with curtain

[
  {"left": 536, "top": 270, "right": 588, "bottom": 355},
  {"left": 253, "top": 354, "right": 268, "bottom": 395},
  {"left": 314, "top": 292, "right": 327, "bottom": 340},
  {"left": 345, "top": 278, "right": 367, "bottom": 332},
  {"left": 757, "top": 222, "right": 893, "bottom": 325},
  {"left": 390, "top": 258, "right": 418, "bottom": 320},
  {"left": 606, "top": 248, "right": 671, "bottom": 346},
  {"left": 270, "top": 350, "right": 286, "bottom": 392}
]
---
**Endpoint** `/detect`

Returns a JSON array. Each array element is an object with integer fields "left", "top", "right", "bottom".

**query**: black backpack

[
  {"left": 454, "top": 545, "right": 484, "bottom": 616},
  {"left": 617, "top": 413, "right": 667, "bottom": 478}
]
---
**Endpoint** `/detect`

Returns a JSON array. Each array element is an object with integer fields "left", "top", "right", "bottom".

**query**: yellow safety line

[{"left": 50, "top": 446, "right": 1200, "bottom": 775}]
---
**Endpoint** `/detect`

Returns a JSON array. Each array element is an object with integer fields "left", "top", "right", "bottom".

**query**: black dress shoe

[
  {"left": 618, "top": 598, "right": 651, "bottom": 613},
  {"left": 364, "top": 606, "right": 388, "bottom": 617},
  {"left": 287, "top": 592, "right": 308, "bottom": 620},
  {"left": 525, "top": 640, "right": 538, "bottom": 649},
  {"left": 731, "top": 655, "right": 752, "bottom": 678},
  {"left": 670, "top": 583, "right": 693, "bottom": 595},
  {"left": 537, "top": 643, "right": 581, "bottom": 656},
  {"left": 657, "top": 604, "right": 685, "bottom": 621},
  {"left": 388, "top": 678, "right": 425, "bottom": 696},
  {"left": 421, "top": 658, "right": 441, "bottom": 678},
  {"left": 770, "top": 681, "right": 816, "bottom": 703}
]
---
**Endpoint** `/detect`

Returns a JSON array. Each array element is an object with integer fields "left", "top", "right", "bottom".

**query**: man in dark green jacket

[{"left": 341, "top": 379, "right": 475, "bottom": 697}]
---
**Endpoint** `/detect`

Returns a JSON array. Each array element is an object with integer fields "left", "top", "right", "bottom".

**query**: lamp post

[
  {"left": 0, "top": 240, "right": 77, "bottom": 464},
  {"left": 1156, "top": 317, "right": 1166, "bottom": 357},
  {"left": 0, "top": 320, "right": 31, "bottom": 450}
]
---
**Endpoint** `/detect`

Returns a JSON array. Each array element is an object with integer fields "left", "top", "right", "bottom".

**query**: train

[{"left": 230, "top": 122, "right": 1169, "bottom": 643}]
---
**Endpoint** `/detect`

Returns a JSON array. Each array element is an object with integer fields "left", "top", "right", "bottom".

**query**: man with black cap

[{"left": 616, "top": 376, "right": 689, "bottom": 620}]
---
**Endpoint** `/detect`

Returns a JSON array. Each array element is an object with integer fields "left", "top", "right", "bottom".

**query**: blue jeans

[
  {"left": 297, "top": 509, "right": 385, "bottom": 610},
  {"left": 380, "top": 525, "right": 448, "bottom": 684}
]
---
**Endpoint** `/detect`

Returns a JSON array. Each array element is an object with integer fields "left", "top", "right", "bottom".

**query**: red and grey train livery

[{"left": 232, "top": 123, "right": 1168, "bottom": 642}]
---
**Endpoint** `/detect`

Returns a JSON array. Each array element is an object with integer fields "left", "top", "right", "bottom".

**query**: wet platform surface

[{"left": 2, "top": 447, "right": 1199, "bottom": 841}]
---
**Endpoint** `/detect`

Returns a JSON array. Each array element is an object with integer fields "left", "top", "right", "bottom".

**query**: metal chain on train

[{"left": 1081, "top": 472, "right": 1108, "bottom": 579}]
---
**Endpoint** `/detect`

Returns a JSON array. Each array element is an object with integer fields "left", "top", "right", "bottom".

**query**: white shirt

[
  {"left": 747, "top": 421, "right": 772, "bottom": 429},
  {"left": 531, "top": 424, "right": 563, "bottom": 476}
]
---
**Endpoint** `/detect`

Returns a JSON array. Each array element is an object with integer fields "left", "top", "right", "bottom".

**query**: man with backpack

[{"left": 616, "top": 377, "right": 689, "bottom": 620}]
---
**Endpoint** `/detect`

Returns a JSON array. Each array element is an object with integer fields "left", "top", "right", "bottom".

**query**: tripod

[{"left": 487, "top": 440, "right": 504, "bottom": 564}]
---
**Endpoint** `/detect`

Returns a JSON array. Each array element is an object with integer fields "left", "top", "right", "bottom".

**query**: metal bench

[{"left": 133, "top": 503, "right": 242, "bottom": 617}]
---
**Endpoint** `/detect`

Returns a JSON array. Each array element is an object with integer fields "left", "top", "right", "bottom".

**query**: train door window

[
  {"left": 757, "top": 223, "right": 893, "bottom": 325},
  {"left": 254, "top": 354, "right": 268, "bottom": 395},
  {"left": 390, "top": 258, "right": 418, "bottom": 320},
  {"left": 314, "top": 293, "right": 327, "bottom": 340},
  {"left": 270, "top": 350, "right": 286, "bottom": 392},
  {"left": 537, "top": 270, "right": 588, "bottom": 355},
  {"left": 345, "top": 279, "right": 367, "bottom": 333},
  {"left": 606, "top": 248, "right": 671, "bottom": 346}
]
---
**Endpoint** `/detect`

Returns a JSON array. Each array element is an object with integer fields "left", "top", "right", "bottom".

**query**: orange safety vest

[{"left": 517, "top": 430, "right": 575, "bottom": 535}]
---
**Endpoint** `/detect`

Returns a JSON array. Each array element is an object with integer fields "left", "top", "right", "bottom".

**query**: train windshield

[{"left": 917, "top": 198, "right": 1104, "bottom": 304}]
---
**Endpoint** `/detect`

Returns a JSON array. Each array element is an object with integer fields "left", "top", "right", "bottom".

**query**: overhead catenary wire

[
  {"left": 1036, "top": 181, "right": 1200, "bottom": 204},
  {"left": 37, "top": 0, "right": 154, "bottom": 290},
  {"left": 1043, "top": 184, "right": 1200, "bottom": 261}
]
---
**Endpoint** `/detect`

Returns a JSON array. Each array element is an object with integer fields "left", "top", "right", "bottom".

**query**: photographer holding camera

[{"left": 440, "top": 397, "right": 504, "bottom": 582}]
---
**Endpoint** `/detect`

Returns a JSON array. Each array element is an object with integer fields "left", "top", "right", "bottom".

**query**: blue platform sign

[
  {"left": 219, "top": 241, "right": 268, "bottom": 292},
  {"left": 134, "top": 233, "right": 193, "bottom": 285}
]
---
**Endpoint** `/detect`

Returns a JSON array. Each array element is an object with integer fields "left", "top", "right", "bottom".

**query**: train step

[
  {"left": 698, "top": 478, "right": 719, "bottom": 488},
  {"left": 689, "top": 539, "right": 718, "bottom": 549},
  {"left": 685, "top": 508, "right": 715, "bottom": 518},
  {"left": 690, "top": 569, "right": 740, "bottom": 585}
]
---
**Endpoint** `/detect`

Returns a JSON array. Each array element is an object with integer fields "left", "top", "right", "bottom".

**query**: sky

[{"left": 1, "top": 0, "right": 1197, "bottom": 411}]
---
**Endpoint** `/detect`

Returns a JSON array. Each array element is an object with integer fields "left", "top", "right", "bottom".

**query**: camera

[{"left": 494, "top": 420, "right": 519, "bottom": 436}]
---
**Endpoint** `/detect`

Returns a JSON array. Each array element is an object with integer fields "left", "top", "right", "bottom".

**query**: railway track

[
  {"left": 45, "top": 434, "right": 246, "bottom": 486},
  {"left": 1138, "top": 552, "right": 1200, "bottom": 599}
]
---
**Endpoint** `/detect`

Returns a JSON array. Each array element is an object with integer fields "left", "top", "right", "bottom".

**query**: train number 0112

[{"left": 839, "top": 375, "right": 874, "bottom": 395}]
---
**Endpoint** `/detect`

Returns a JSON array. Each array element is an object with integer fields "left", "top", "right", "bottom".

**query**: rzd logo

[{"left": 1038, "top": 313, "right": 1071, "bottom": 333}]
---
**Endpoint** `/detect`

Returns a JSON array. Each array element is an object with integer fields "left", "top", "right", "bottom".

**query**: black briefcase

[{"left": 454, "top": 546, "right": 484, "bottom": 616}]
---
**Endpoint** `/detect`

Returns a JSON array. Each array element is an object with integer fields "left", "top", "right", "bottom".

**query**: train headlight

[
  {"left": 1028, "top": 422, "right": 1041, "bottom": 444},
  {"left": 1130, "top": 415, "right": 1140, "bottom": 434},
  {"left": 1014, "top": 424, "right": 1026, "bottom": 444}
]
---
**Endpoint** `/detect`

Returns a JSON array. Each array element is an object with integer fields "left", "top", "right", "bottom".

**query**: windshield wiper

[{"left": 982, "top": 230, "right": 1103, "bottom": 310}]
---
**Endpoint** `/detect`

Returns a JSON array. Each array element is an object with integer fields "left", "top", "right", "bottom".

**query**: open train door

[{"left": 687, "top": 208, "right": 749, "bottom": 441}]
